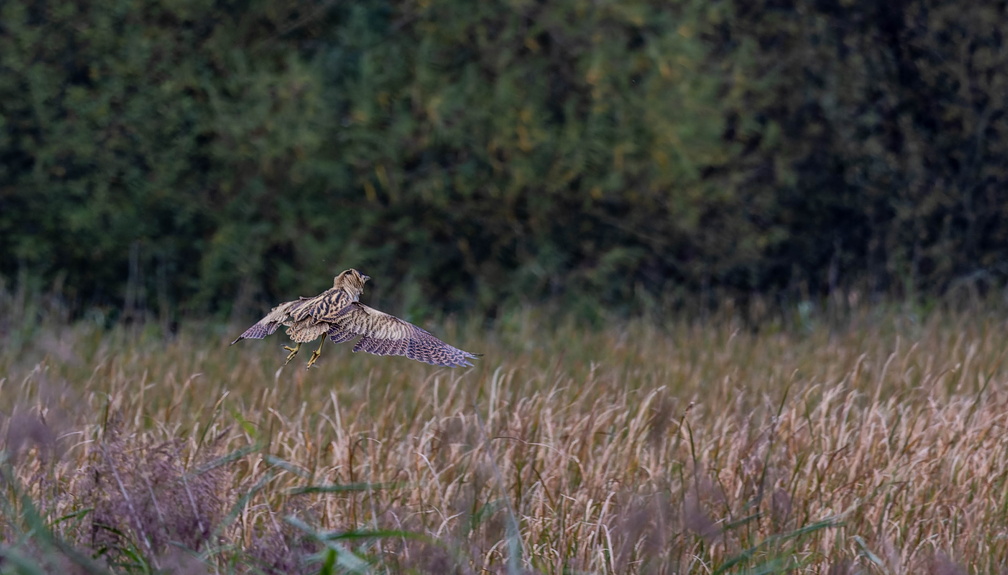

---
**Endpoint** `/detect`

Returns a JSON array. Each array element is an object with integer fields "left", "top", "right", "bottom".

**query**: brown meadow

[{"left": 2, "top": 304, "right": 1007, "bottom": 573}]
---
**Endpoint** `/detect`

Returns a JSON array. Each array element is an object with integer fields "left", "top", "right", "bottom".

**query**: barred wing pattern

[
  {"left": 291, "top": 288, "right": 353, "bottom": 323},
  {"left": 231, "top": 298, "right": 310, "bottom": 344},
  {"left": 327, "top": 303, "right": 478, "bottom": 367}
]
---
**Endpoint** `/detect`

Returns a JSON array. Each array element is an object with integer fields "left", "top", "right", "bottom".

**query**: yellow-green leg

[
  {"left": 284, "top": 342, "right": 302, "bottom": 364},
  {"left": 306, "top": 337, "right": 325, "bottom": 369}
]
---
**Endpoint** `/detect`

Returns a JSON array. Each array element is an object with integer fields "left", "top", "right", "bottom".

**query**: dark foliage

[
  {"left": 718, "top": 0, "right": 1008, "bottom": 298},
  {"left": 1, "top": 0, "right": 1006, "bottom": 320}
]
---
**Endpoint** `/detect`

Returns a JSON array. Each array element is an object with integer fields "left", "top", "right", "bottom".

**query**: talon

[
  {"left": 305, "top": 337, "right": 325, "bottom": 369},
  {"left": 306, "top": 352, "right": 320, "bottom": 369},
  {"left": 284, "top": 343, "right": 301, "bottom": 364}
]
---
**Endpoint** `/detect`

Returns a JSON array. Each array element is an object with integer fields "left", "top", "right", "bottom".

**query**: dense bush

[
  {"left": 1, "top": 0, "right": 1006, "bottom": 320},
  {"left": 720, "top": 0, "right": 1008, "bottom": 299}
]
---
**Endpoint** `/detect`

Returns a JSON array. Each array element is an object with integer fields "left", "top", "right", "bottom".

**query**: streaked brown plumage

[{"left": 231, "top": 269, "right": 479, "bottom": 368}]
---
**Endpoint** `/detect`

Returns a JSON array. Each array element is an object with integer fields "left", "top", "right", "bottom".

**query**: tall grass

[{"left": 1, "top": 302, "right": 1007, "bottom": 573}]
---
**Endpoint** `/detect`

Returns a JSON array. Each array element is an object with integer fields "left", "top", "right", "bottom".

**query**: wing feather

[
  {"left": 291, "top": 289, "right": 353, "bottom": 323},
  {"left": 329, "top": 303, "right": 478, "bottom": 367},
  {"left": 231, "top": 298, "right": 311, "bottom": 344}
]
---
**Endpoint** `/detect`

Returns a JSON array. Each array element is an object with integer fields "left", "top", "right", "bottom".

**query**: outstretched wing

[
  {"left": 231, "top": 298, "right": 310, "bottom": 344},
  {"left": 326, "top": 303, "right": 479, "bottom": 367}
]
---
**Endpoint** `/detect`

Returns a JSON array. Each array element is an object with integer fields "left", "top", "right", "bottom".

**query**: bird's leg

[
  {"left": 283, "top": 342, "right": 302, "bottom": 364},
  {"left": 306, "top": 337, "right": 325, "bottom": 369}
]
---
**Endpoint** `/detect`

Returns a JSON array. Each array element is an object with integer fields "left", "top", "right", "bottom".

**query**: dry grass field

[{"left": 2, "top": 298, "right": 1008, "bottom": 573}]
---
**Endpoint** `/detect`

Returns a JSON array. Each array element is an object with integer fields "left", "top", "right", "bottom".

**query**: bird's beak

[{"left": 363, "top": 275, "right": 371, "bottom": 282}]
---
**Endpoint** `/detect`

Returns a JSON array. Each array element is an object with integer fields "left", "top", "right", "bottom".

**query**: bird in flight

[{"left": 231, "top": 269, "right": 479, "bottom": 369}]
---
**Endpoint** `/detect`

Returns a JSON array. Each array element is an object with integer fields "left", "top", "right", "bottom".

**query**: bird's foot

[
  {"left": 306, "top": 349, "right": 322, "bottom": 369},
  {"left": 305, "top": 336, "right": 325, "bottom": 369},
  {"left": 283, "top": 343, "right": 301, "bottom": 365}
]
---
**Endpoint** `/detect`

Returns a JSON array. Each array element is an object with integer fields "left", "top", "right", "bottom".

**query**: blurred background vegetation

[{"left": 2, "top": 0, "right": 1006, "bottom": 324}]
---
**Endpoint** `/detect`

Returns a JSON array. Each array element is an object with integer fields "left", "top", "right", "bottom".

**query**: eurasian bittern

[{"left": 231, "top": 269, "right": 479, "bottom": 369}]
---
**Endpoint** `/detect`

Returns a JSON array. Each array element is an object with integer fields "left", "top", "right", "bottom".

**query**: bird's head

[{"left": 333, "top": 268, "right": 371, "bottom": 296}]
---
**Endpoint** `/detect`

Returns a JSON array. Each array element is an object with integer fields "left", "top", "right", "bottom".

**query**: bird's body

[
  {"left": 231, "top": 269, "right": 478, "bottom": 368},
  {"left": 285, "top": 319, "right": 329, "bottom": 344}
]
